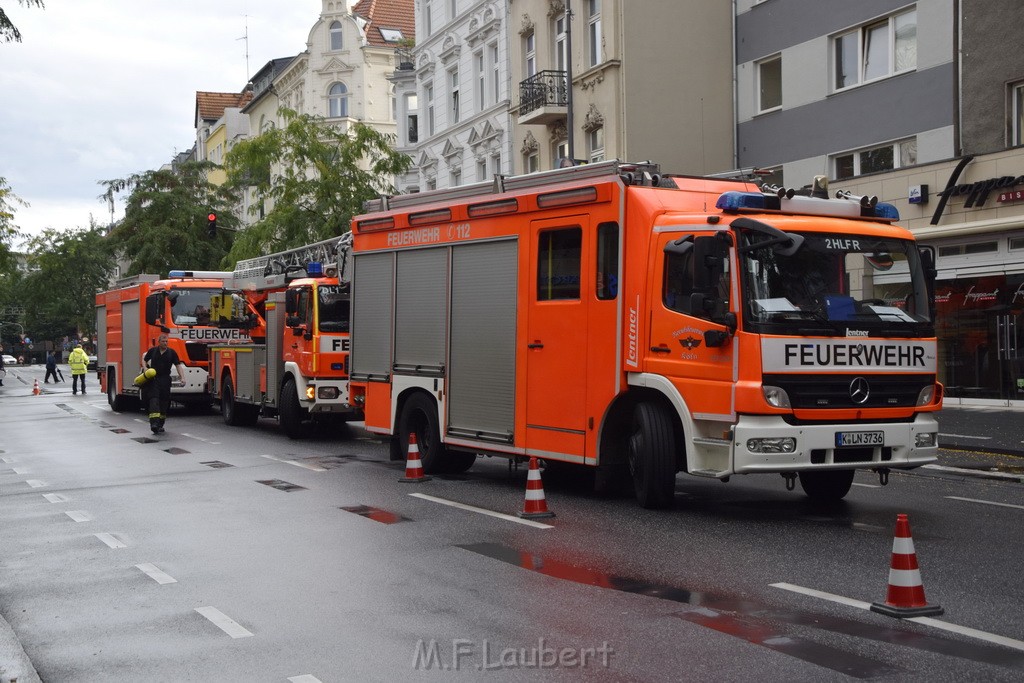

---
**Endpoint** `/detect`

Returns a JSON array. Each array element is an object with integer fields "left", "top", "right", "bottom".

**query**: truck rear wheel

[
  {"left": 798, "top": 470, "right": 855, "bottom": 501},
  {"left": 398, "top": 392, "right": 454, "bottom": 474},
  {"left": 279, "top": 377, "right": 307, "bottom": 439},
  {"left": 222, "top": 376, "right": 258, "bottom": 426},
  {"left": 627, "top": 402, "right": 677, "bottom": 509}
]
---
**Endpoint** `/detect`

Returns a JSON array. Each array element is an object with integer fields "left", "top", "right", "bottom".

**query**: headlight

[
  {"left": 762, "top": 385, "right": 791, "bottom": 408},
  {"left": 747, "top": 437, "right": 797, "bottom": 453},
  {"left": 916, "top": 385, "right": 935, "bottom": 406},
  {"left": 317, "top": 386, "right": 340, "bottom": 400},
  {"left": 915, "top": 432, "right": 936, "bottom": 447}
]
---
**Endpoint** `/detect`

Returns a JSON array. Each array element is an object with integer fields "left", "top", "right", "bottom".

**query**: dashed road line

[
  {"left": 259, "top": 454, "right": 327, "bottom": 472},
  {"left": 136, "top": 563, "right": 178, "bottom": 585},
  {"left": 194, "top": 606, "right": 253, "bottom": 638},
  {"left": 12, "top": 467, "right": 29, "bottom": 474},
  {"left": 946, "top": 496, "right": 1024, "bottom": 511},
  {"left": 26, "top": 479, "right": 47, "bottom": 488},
  {"left": 288, "top": 676, "right": 323, "bottom": 683},
  {"left": 409, "top": 492, "right": 554, "bottom": 529},
  {"left": 939, "top": 432, "right": 993, "bottom": 440},
  {"left": 65, "top": 510, "right": 91, "bottom": 522},
  {"left": 181, "top": 432, "right": 221, "bottom": 445},
  {"left": 94, "top": 533, "right": 127, "bottom": 549},
  {"left": 771, "top": 582, "right": 1024, "bottom": 652},
  {"left": 852, "top": 482, "right": 880, "bottom": 488},
  {"left": 42, "top": 493, "right": 68, "bottom": 503},
  {"left": 923, "top": 464, "right": 1023, "bottom": 481}
]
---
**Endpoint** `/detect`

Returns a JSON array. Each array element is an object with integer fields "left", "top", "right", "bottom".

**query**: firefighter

[
  {"left": 141, "top": 334, "right": 185, "bottom": 434},
  {"left": 68, "top": 343, "right": 89, "bottom": 394}
]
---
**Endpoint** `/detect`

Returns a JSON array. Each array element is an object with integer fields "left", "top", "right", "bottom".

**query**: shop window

[
  {"left": 1009, "top": 237, "right": 1024, "bottom": 251},
  {"left": 964, "top": 241, "right": 998, "bottom": 255}
]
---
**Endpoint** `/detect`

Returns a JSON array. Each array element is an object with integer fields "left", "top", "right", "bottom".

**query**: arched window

[
  {"left": 329, "top": 20, "right": 343, "bottom": 51},
  {"left": 328, "top": 82, "right": 349, "bottom": 118}
]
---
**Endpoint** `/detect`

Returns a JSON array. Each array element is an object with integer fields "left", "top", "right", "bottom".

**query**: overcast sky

[{"left": 1, "top": 0, "right": 321, "bottom": 246}]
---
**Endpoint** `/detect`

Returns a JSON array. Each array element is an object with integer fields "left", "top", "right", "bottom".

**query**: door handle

[
  {"left": 651, "top": 345, "right": 671, "bottom": 353},
  {"left": 527, "top": 342, "right": 544, "bottom": 349}
]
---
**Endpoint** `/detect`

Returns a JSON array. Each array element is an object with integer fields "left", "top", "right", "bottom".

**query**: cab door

[
  {"left": 648, "top": 230, "right": 736, "bottom": 418},
  {"left": 525, "top": 216, "right": 589, "bottom": 457}
]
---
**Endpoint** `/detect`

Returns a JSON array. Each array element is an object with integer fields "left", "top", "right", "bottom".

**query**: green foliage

[
  {"left": 100, "top": 160, "right": 238, "bottom": 276},
  {"left": 223, "top": 109, "right": 411, "bottom": 263},
  {"left": 0, "top": 175, "right": 25, "bottom": 273},
  {"left": 1, "top": 1, "right": 45, "bottom": 43},
  {"left": 19, "top": 222, "right": 114, "bottom": 340}
]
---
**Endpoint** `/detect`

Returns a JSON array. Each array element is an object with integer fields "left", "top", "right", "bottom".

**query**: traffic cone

[
  {"left": 870, "top": 513, "right": 943, "bottom": 618},
  {"left": 32, "top": 379, "right": 41, "bottom": 395},
  {"left": 518, "top": 457, "right": 555, "bottom": 519},
  {"left": 399, "top": 433, "right": 431, "bottom": 483}
]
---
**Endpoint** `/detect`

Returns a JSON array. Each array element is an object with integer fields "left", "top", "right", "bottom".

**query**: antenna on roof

[{"left": 237, "top": 15, "right": 250, "bottom": 81}]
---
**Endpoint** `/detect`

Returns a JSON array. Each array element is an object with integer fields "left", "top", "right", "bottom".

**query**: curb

[{"left": 0, "top": 612, "right": 42, "bottom": 683}]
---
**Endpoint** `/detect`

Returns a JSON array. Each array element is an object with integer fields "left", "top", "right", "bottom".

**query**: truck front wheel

[
  {"left": 627, "top": 402, "right": 677, "bottom": 509},
  {"left": 279, "top": 377, "right": 308, "bottom": 439},
  {"left": 798, "top": 470, "right": 855, "bottom": 501}
]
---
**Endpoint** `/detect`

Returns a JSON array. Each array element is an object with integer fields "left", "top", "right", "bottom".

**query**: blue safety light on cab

[
  {"left": 873, "top": 202, "right": 900, "bottom": 220},
  {"left": 306, "top": 262, "right": 324, "bottom": 276},
  {"left": 716, "top": 191, "right": 768, "bottom": 212}
]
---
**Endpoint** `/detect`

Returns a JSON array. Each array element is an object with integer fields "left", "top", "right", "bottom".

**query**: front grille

[{"left": 764, "top": 374, "right": 933, "bottom": 409}]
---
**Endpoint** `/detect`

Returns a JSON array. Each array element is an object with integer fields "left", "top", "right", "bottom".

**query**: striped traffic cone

[
  {"left": 870, "top": 513, "right": 943, "bottom": 618},
  {"left": 399, "top": 433, "right": 431, "bottom": 483},
  {"left": 518, "top": 457, "right": 555, "bottom": 519},
  {"left": 32, "top": 379, "right": 41, "bottom": 395}
]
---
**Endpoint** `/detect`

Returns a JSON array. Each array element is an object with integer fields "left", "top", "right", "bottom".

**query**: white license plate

[{"left": 835, "top": 431, "right": 884, "bottom": 447}]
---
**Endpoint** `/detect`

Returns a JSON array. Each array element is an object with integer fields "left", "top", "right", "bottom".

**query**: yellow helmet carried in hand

[{"left": 133, "top": 368, "right": 157, "bottom": 386}]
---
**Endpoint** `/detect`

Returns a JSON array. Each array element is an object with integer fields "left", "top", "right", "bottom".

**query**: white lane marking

[
  {"left": 939, "top": 432, "right": 993, "bottom": 440},
  {"left": 1, "top": 456, "right": 15, "bottom": 463},
  {"left": 65, "top": 510, "right": 91, "bottom": 522},
  {"left": 288, "top": 676, "right": 324, "bottom": 683},
  {"left": 26, "top": 479, "right": 47, "bottom": 488},
  {"left": 852, "top": 483, "right": 880, "bottom": 488},
  {"left": 409, "top": 492, "right": 554, "bottom": 529},
  {"left": 12, "top": 467, "right": 29, "bottom": 474},
  {"left": 194, "top": 606, "right": 253, "bottom": 638},
  {"left": 42, "top": 493, "right": 67, "bottom": 503},
  {"left": 771, "top": 582, "right": 1024, "bottom": 652},
  {"left": 259, "top": 454, "right": 327, "bottom": 472},
  {"left": 946, "top": 496, "right": 1024, "bottom": 511},
  {"left": 923, "top": 464, "right": 1022, "bottom": 480},
  {"left": 851, "top": 522, "right": 885, "bottom": 531},
  {"left": 136, "top": 563, "right": 178, "bottom": 585},
  {"left": 181, "top": 432, "right": 221, "bottom": 445},
  {"left": 94, "top": 533, "right": 127, "bottom": 549}
]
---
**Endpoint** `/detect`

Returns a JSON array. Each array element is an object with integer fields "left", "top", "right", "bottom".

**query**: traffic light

[{"left": 206, "top": 212, "right": 217, "bottom": 238}]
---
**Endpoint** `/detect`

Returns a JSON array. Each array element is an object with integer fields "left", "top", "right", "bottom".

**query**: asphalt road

[{"left": 2, "top": 365, "right": 1024, "bottom": 681}]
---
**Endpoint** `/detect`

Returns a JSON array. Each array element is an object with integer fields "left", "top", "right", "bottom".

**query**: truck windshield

[
  {"left": 739, "top": 231, "right": 933, "bottom": 337},
  {"left": 317, "top": 285, "right": 350, "bottom": 333},
  {"left": 169, "top": 288, "right": 220, "bottom": 326}
]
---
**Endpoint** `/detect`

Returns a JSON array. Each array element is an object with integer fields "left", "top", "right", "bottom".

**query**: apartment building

[
  {"left": 735, "top": 0, "right": 1024, "bottom": 404},
  {"left": 508, "top": 0, "right": 734, "bottom": 175}
]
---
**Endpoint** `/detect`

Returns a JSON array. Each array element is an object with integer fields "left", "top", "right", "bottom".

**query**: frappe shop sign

[{"left": 930, "top": 155, "right": 1024, "bottom": 224}]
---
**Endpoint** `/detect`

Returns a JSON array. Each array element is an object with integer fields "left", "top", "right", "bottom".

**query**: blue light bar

[
  {"left": 873, "top": 202, "right": 900, "bottom": 220},
  {"left": 716, "top": 191, "right": 768, "bottom": 211},
  {"left": 306, "top": 262, "right": 324, "bottom": 276}
]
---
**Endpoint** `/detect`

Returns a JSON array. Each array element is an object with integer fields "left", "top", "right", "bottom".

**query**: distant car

[
  {"left": 87, "top": 355, "right": 98, "bottom": 371},
  {"left": 2, "top": 354, "right": 16, "bottom": 365}
]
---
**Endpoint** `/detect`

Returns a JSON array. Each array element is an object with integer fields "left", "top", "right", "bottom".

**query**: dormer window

[{"left": 330, "top": 20, "right": 343, "bottom": 51}]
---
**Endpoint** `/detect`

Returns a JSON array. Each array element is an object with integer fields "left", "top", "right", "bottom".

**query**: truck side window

[
  {"left": 663, "top": 249, "right": 693, "bottom": 314},
  {"left": 596, "top": 222, "right": 619, "bottom": 300},
  {"left": 296, "top": 287, "right": 313, "bottom": 326},
  {"left": 537, "top": 228, "right": 582, "bottom": 301}
]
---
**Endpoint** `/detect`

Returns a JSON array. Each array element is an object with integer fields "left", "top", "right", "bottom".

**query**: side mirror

[
  {"left": 692, "top": 235, "right": 729, "bottom": 292},
  {"left": 285, "top": 289, "right": 299, "bottom": 315},
  {"left": 145, "top": 293, "right": 163, "bottom": 326}
]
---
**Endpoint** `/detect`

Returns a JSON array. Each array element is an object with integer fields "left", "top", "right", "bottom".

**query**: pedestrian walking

[
  {"left": 68, "top": 343, "right": 89, "bottom": 394},
  {"left": 141, "top": 334, "right": 185, "bottom": 434},
  {"left": 44, "top": 351, "right": 59, "bottom": 384}
]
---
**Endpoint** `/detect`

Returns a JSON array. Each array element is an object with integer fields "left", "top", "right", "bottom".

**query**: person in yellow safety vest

[{"left": 68, "top": 344, "right": 89, "bottom": 395}]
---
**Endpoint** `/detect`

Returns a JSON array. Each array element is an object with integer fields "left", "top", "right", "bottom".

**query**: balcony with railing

[{"left": 518, "top": 70, "right": 568, "bottom": 125}]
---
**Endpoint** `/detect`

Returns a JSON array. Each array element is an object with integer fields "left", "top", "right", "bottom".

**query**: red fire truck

[
  {"left": 184, "top": 235, "right": 356, "bottom": 438},
  {"left": 347, "top": 160, "right": 941, "bottom": 507},
  {"left": 96, "top": 274, "right": 257, "bottom": 412}
]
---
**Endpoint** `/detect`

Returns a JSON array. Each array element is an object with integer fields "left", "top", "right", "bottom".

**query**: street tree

[
  {"left": 100, "top": 160, "right": 238, "bottom": 276},
  {"left": 223, "top": 109, "right": 411, "bottom": 263},
  {"left": 0, "top": 175, "right": 25, "bottom": 274},
  {"left": 20, "top": 222, "right": 114, "bottom": 343},
  {"left": 1, "top": 0, "right": 44, "bottom": 43}
]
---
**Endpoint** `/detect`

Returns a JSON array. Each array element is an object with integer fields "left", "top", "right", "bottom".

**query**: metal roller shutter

[
  {"left": 395, "top": 248, "right": 448, "bottom": 375},
  {"left": 351, "top": 252, "right": 394, "bottom": 380}
]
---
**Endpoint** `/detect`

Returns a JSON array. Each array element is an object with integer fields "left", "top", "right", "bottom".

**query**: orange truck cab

[
  {"left": 96, "top": 274, "right": 259, "bottom": 412},
  {"left": 348, "top": 160, "right": 941, "bottom": 508}
]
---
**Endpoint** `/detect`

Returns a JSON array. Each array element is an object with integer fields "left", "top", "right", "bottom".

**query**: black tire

[
  {"left": 397, "top": 392, "right": 450, "bottom": 474},
  {"left": 107, "top": 370, "right": 129, "bottom": 412},
  {"left": 222, "top": 377, "right": 246, "bottom": 426},
  {"left": 798, "top": 470, "right": 855, "bottom": 501},
  {"left": 279, "top": 377, "right": 307, "bottom": 439},
  {"left": 627, "top": 402, "right": 677, "bottom": 509}
]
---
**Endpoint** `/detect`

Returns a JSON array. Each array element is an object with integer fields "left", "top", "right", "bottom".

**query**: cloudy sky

[{"left": 1, "top": 0, "right": 322, "bottom": 245}]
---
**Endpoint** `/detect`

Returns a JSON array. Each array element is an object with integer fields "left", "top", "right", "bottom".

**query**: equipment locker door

[{"left": 525, "top": 216, "right": 589, "bottom": 458}]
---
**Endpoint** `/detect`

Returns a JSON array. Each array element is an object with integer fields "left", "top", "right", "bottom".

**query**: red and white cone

[
  {"left": 399, "top": 433, "right": 431, "bottom": 483},
  {"left": 870, "top": 513, "right": 943, "bottom": 618},
  {"left": 32, "top": 379, "right": 41, "bottom": 395},
  {"left": 518, "top": 457, "right": 555, "bottom": 519}
]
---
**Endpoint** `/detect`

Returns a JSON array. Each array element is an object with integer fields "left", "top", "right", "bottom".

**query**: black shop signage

[{"left": 930, "top": 155, "right": 1024, "bottom": 224}]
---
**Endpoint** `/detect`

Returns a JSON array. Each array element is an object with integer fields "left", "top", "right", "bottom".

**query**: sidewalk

[
  {"left": 938, "top": 403, "right": 1024, "bottom": 458},
  {"left": 0, "top": 614, "right": 41, "bottom": 683}
]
